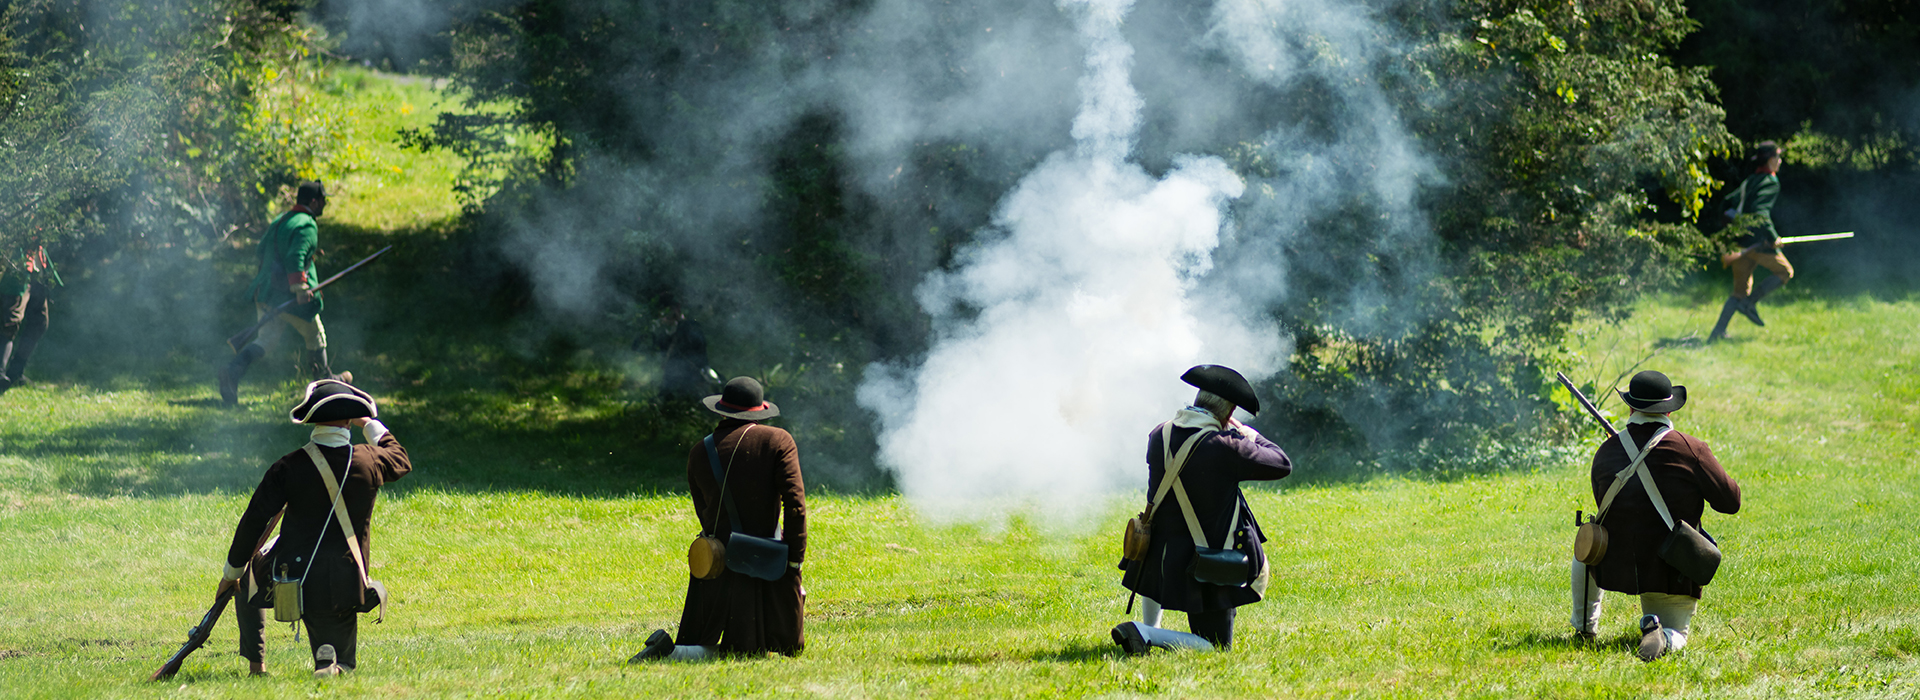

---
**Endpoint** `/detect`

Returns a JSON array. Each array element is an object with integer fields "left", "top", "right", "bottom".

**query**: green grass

[{"left": 3, "top": 292, "right": 1918, "bottom": 697}]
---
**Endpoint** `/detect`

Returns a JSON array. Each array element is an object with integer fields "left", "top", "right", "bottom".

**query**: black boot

[
  {"left": 306, "top": 349, "right": 352, "bottom": 383},
  {"left": 0, "top": 341, "right": 12, "bottom": 396},
  {"left": 1742, "top": 274, "right": 1787, "bottom": 327},
  {"left": 1708, "top": 297, "right": 1739, "bottom": 342},
  {"left": 2, "top": 335, "right": 36, "bottom": 385},
  {"left": 218, "top": 343, "right": 265, "bottom": 406}
]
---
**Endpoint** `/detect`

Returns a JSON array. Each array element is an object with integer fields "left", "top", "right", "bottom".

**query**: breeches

[
  {"left": 1730, "top": 249, "right": 1793, "bottom": 297},
  {"left": 1140, "top": 597, "right": 1237, "bottom": 649},
  {"left": 235, "top": 589, "right": 360, "bottom": 670},
  {"left": 1570, "top": 560, "right": 1698, "bottom": 649},
  {"left": 255, "top": 303, "right": 326, "bottom": 352}
]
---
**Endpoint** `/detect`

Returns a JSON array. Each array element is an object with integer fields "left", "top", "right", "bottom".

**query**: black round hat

[
  {"left": 703, "top": 376, "right": 780, "bottom": 421},
  {"left": 296, "top": 180, "right": 328, "bottom": 204},
  {"left": 1617, "top": 370, "right": 1687, "bottom": 413},
  {"left": 1180, "top": 364, "right": 1260, "bottom": 416},
  {"left": 289, "top": 379, "right": 378, "bottom": 424}
]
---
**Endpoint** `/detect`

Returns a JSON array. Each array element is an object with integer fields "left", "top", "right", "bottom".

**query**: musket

[
  {"left": 1722, "top": 232, "right": 1855, "bottom": 266},
  {"left": 1555, "top": 372, "right": 1618, "bottom": 440},
  {"left": 1777, "top": 231, "right": 1855, "bottom": 245},
  {"left": 226, "top": 246, "right": 392, "bottom": 352},
  {"left": 148, "top": 509, "right": 283, "bottom": 681}
]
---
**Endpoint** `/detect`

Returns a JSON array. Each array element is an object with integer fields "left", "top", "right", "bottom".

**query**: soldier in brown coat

[
  {"left": 218, "top": 379, "right": 412, "bottom": 677},
  {"left": 631, "top": 376, "right": 806, "bottom": 661},
  {"left": 1571, "top": 371, "right": 1740, "bottom": 662}
]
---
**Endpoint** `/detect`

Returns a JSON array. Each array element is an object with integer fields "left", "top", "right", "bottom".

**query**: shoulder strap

[
  {"left": 1594, "top": 426, "right": 1674, "bottom": 520},
  {"left": 702, "top": 426, "right": 754, "bottom": 537},
  {"left": 1144, "top": 422, "right": 1211, "bottom": 522},
  {"left": 303, "top": 443, "right": 372, "bottom": 592},
  {"left": 1172, "top": 483, "right": 1239, "bottom": 549}
]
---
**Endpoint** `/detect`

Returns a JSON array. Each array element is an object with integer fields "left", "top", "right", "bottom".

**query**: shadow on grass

[
  {"left": 1494, "top": 629, "right": 1639, "bottom": 654},
  {"left": 910, "top": 640, "right": 1122, "bottom": 666}
]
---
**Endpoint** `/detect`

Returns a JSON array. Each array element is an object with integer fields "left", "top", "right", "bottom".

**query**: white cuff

[
  {"left": 362, "top": 419, "right": 389, "bottom": 444},
  {"left": 222, "top": 561, "right": 247, "bottom": 582}
]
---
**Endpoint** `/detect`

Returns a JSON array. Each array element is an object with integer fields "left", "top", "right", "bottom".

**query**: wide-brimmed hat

[
  {"left": 289, "top": 379, "right": 378, "bottom": 424},
  {"left": 702, "top": 376, "right": 780, "bottom": 421},
  {"left": 1617, "top": 370, "right": 1687, "bottom": 413},
  {"left": 1180, "top": 364, "right": 1261, "bottom": 416}
]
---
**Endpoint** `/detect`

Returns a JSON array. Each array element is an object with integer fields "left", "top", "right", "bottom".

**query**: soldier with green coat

[
  {"left": 0, "top": 243, "right": 60, "bottom": 396},
  {"left": 1709, "top": 142, "right": 1795, "bottom": 342},
  {"left": 219, "top": 181, "right": 345, "bottom": 406}
]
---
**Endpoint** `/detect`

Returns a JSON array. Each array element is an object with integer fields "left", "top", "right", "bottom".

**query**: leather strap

[
  {"left": 1145, "top": 422, "right": 1211, "bottom": 523},
  {"left": 701, "top": 425, "right": 754, "bottom": 537},
  {"left": 1594, "top": 426, "right": 1673, "bottom": 522},
  {"left": 1173, "top": 482, "right": 1239, "bottom": 548},
  {"left": 303, "top": 443, "right": 377, "bottom": 619}
]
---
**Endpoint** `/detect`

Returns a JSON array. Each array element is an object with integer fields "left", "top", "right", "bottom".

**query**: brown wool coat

[
  {"left": 229, "top": 432, "right": 412, "bottom": 613},
  {"left": 1589, "top": 421, "right": 1741, "bottom": 598},
  {"left": 675, "top": 418, "right": 807, "bottom": 655}
]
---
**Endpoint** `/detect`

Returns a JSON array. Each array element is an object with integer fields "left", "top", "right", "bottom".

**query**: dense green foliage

[{"left": 0, "top": 0, "right": 300, "bottom": 255}]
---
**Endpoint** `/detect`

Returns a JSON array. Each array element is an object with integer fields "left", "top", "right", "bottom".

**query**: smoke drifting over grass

[{"left": 856, "top": 0, "right": 1280, "bottom": 521}]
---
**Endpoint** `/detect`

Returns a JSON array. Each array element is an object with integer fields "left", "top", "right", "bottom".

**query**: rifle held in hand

[{"left": 226, "top": 246, "right": 392, "bottom": 352}]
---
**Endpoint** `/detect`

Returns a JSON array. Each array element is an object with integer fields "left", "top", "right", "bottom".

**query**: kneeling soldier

[
  {"left": 1571, "top": 371, "right": 1740, "bottom": 661},
  {"left": 630, "top": 376, "right": 807, "bottom": 661},
  {"left": 1113, "top": 365, "right": 1291, "bottom": 654},
  {"left": 218, "top": 379, "right": 411, "bottom": 676}
]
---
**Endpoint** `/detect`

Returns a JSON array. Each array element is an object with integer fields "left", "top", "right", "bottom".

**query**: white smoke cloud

[{"left": 857, "top": 0, "right": 1285, "bottom": 523}]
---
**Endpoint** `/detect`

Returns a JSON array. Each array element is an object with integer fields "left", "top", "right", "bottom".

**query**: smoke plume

[{"left": 857, "top": 0, "right": 1280, "bottom": 522}]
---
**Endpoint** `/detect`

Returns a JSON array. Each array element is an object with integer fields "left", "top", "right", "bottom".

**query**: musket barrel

[{"left": 1556, "top": 372, "right": 1619, "bottom": 439}]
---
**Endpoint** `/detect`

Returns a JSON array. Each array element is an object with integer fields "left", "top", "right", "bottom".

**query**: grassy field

[{"left": 2, "top": 291, "right": 1918, "bottom": 698}]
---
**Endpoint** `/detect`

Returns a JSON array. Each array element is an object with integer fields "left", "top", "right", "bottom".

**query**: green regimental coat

[
  {"left": 1725, "top": 171, "right": 1780, "bottom": 250},
  {"left": 246, "top": 211, "right": 323, "bottom": 317}
]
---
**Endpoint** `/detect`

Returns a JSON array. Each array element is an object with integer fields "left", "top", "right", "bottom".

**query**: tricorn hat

[
  {"left": 703, "top": 376, "right": 780, "bottom": 421},
  {"left": 1180, "top": 364, "right": 1261, "bottom": 416},
  {"left": 289, "top": 379, "right": 378, "bottom": 424},
  {"left": 1617, "top": 370, "right": 1687, "bottom": 413}
]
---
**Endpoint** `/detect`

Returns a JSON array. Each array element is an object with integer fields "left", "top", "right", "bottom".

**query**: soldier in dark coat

[
  {"left": 1710, "top": 141, "right": 1794, "bottom": 341},
  {"left": 631, "top": 376, "right": 807, "bottom": 661},
  {"left": 1570, "top": 371, "right": 1740, "bottom": 662},
  {"left": 217, "top": 379, "right": 412, "bottom": 677},
  {"left": 1112, "top": 365, "right": 1292, "bottom": 654},
  {"left": 634, "top": 302, "right": 715, "bottom": 400},
  {"left": 0, "top": 243, "right": 58, "bottom": 396}
]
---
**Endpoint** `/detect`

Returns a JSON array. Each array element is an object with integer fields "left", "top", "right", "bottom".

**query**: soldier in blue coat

[{"left": 1112, "top": 365, "right": 1292, "bottom": 654}]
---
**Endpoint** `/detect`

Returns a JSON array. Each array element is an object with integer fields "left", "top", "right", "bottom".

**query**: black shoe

[
  {"left": 627, "top": 629, "right": 674, "bottom": 663},
  {"left": 1111, "top": 622, "right": 1151, "bottom": 656},
  {"left": 1735, "top": 297, "right": 1764, "bottom": 327},
  {"left": 1637, "top": 614, "right": 1668, "bottom": 662},
  {"left": 0, "top": 377, "right": 10, "bottom": 397}
]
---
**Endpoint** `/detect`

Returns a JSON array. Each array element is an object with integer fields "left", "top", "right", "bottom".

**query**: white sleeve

[
  {"left": 222, "top": 561, "right": 247, "bottom": 582},
  {"left": 361, "top": 419, "right": 390, "bottom": 445}
]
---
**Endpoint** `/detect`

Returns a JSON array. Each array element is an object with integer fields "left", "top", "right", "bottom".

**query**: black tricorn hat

[
  {"left": 1617, "top": 370, "right": 1687, "bottom": 413},
  {"left": 289, "top": 379, "right": 378, "bottom": 424},
  {"left": 1181, "top": 364, "right": 1260, "bottom": 416},
  {"left": 703, "top": 376, "right": 780, "bottom": 421}
]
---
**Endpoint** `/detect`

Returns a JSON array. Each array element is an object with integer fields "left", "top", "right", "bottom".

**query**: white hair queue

[{"left": 1194, "top": 390, "right": 1235, "bottom": 423}]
